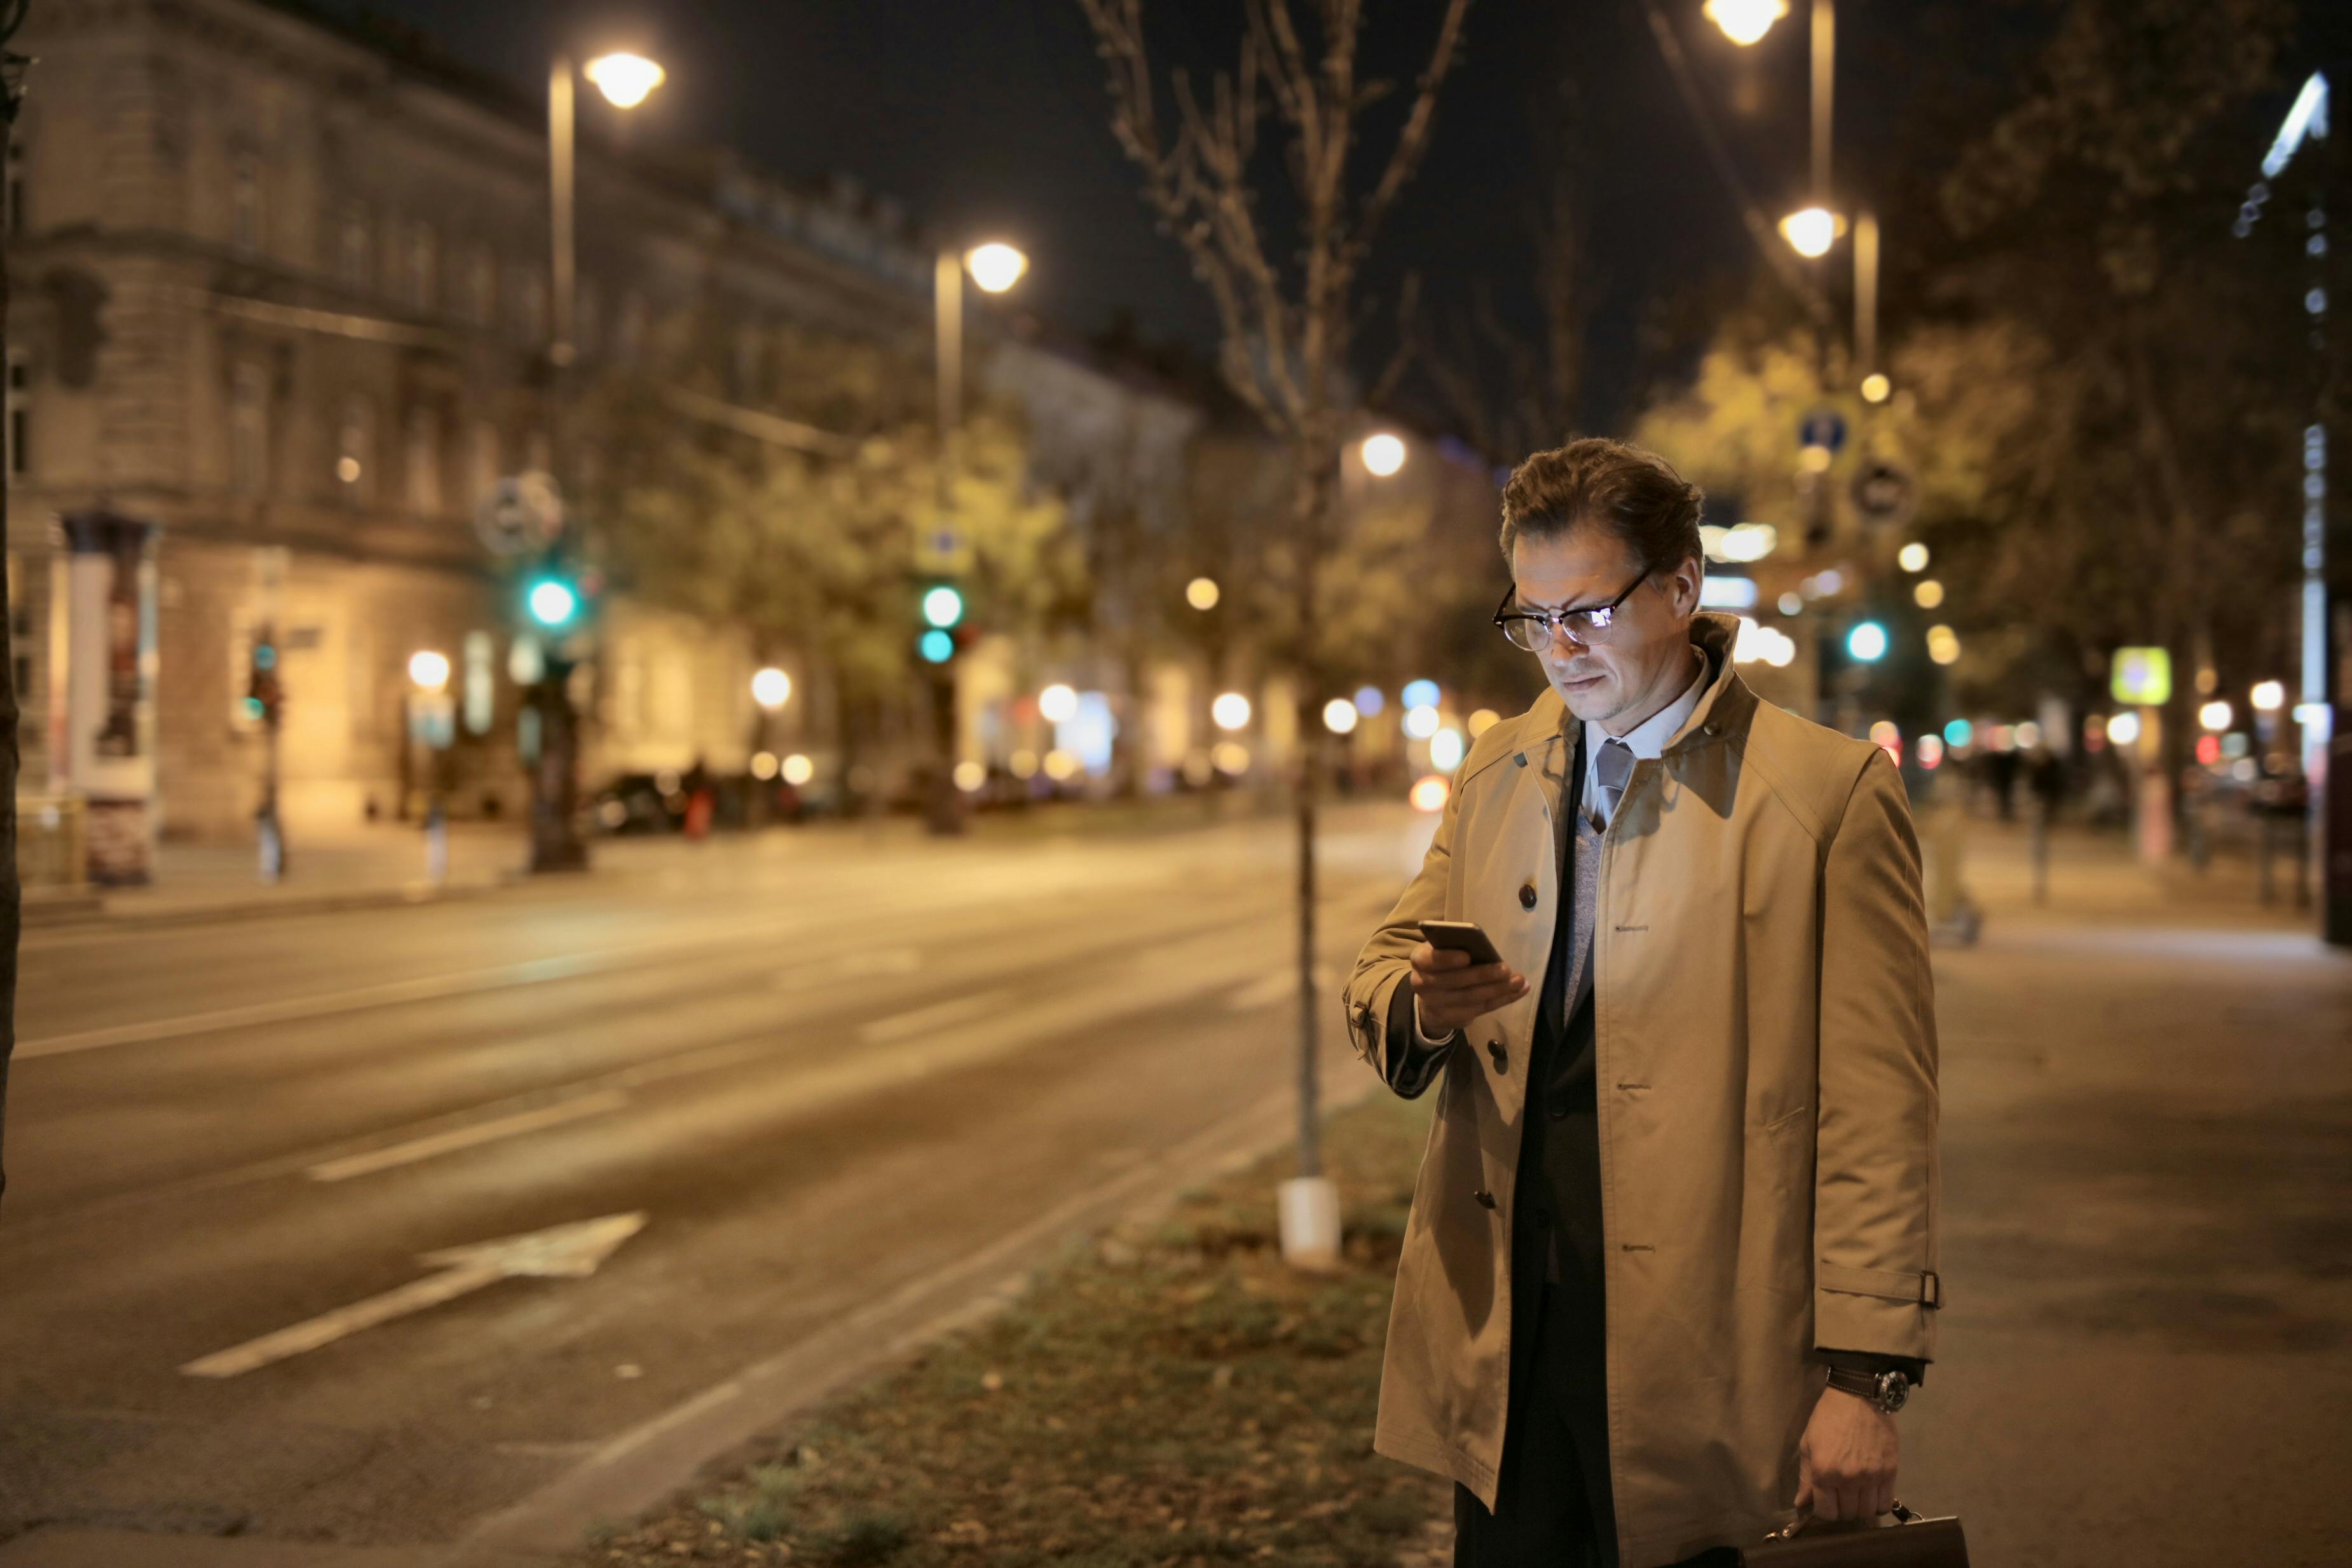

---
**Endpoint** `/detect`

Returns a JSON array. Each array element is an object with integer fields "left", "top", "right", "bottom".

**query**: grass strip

[{"left": 580, "top": 1089, "right": 1449, "bottom": 1567}]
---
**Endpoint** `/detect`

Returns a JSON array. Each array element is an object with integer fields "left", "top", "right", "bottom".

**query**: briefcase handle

[{"left": 1761, "top": 1500, "right": 1924, "bottom": 1542}]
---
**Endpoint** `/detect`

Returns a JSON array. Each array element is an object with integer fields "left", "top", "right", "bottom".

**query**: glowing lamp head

[
  {"left": 584, "top": 53, "right": 666, "bottom": 110},
  {"left": 751, "top": 667, "right": 793, "bottom": 710},
  {"left": 2198, "top": 700, "right": 2233, "bottom": 732},
  {"left": 2251, "top": 679, "right": 2287, "bottom": 712},
  {"left": 1039, "top": 683, "right": 1079, "bottom": 724},
  {"left": 407, "top": 650, "right": 451, "bottom": 692},
  {"left": 526, "top": 578, "right": 579, "bottom": 629},
  {"left": 1704, "top": 0, "right": 1789, "bottom": 46},
  {"left": 1780, "top": 206, "right": 1842, "bottom": 259},
  {"left": 1861, "top": 373, "right": 1892, "bottom": 404},
  {"left": 1847, "top": 621, "right": 1889, "bottom": 662},
  {"left": 1186, "top": 576, "right": 1220, "bottom": 611},
  {"left": 1212, "top": 692, "right": 1252, "bottom": 732},
  {"left": 1360, "top": 432, "right": 1407, "bottom": 477},
  {"left": 1322, "top": 698, "right": 1359, "bottom": 735},
  {"left": 965, "top": 242, "right": 1029, "bottom": 295},
  {"left": 1897, "top": 542, "right": 1930, "bottom": 573},
  {"left": 921, "top": 585, "right": 965, "bottom": 629}
]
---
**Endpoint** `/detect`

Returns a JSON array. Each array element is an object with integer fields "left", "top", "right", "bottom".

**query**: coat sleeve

[
  {"left": 1341, "top": 751, "right": 1470, "bottom": 1100},
  {"left": 1812, "top": 747, "right": 1943, "bottom": 1365}
]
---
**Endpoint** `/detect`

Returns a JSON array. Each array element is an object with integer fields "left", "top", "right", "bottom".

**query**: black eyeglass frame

[{"left": 1491, "top": 566, "right": 1653, "bottom": 651}]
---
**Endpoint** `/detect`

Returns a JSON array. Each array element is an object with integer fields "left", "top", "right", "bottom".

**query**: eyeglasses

[{"left": 1493, "top": 568, "right": 1652, "bottom": 652}]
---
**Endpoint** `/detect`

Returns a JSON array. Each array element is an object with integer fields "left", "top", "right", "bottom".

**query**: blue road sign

[{"left": 1799, "top": 409, "right": 1848, "bottom": 454}]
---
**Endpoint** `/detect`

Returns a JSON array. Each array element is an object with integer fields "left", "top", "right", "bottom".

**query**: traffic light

[
  {"left": 915, "top": 581, "right": 966, "bottom": 664},
  {"left": 526, "top": 575, "right": 580, "bottom": 630},
  {"left": 246, "top": 627, "right": 284, "bottom": 726}
]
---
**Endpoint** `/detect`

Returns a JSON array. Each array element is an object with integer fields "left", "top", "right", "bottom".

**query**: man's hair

[{"left": 1497, "top": 437, "right": 1705, "bottom": 574}]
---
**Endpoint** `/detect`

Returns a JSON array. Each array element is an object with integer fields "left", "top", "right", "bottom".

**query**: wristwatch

[{"left": 1824, "top": 1365, "right": 1910, "bottom": 1414}]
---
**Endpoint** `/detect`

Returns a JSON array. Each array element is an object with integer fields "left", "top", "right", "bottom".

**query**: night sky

[{"left": 315, "top": 0, "right": 1993, "bottom": 432}]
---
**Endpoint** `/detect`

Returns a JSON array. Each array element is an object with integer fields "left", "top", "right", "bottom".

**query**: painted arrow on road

[{"left": 181, "top": 1212, "right": 648, "bottom": 1379}]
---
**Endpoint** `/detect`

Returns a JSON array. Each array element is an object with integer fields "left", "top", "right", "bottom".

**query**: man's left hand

[{"left": 1794, "top": 1386, "right": 1898, "bottom": 1522}]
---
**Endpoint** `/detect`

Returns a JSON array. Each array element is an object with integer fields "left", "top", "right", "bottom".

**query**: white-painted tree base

[{"left": 1276, "top": 1175, "right": 1343, "bottom": 1271}]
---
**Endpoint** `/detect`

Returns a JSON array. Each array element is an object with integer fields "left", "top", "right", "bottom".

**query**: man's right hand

[{"left": 1408, "top": 942, "right": 1529, "bottom": 1037}]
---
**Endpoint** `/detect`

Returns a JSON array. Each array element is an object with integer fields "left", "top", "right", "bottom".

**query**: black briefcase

[{"left": 1739, "top": 1501, "right": 1969, "bottom": 1567}]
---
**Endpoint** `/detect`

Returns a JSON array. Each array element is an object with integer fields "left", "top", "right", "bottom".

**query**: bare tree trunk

[{"left": 1291, "top": 440, "right": 1336, "bottom": 1178}]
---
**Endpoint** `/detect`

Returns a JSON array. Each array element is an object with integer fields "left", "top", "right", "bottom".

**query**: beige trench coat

[{"left": 1343, "top": 613, "right": 1942, "bottom": 1568}]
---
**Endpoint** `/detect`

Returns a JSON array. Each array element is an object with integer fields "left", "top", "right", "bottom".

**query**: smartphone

[{"left": 1418, "top": 920, "right": 1505, "bottom": 968}]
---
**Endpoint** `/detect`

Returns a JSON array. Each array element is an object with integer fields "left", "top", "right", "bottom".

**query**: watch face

[{"left": 1875, "top": 1371, "right": 1910, "bottom": 1411}]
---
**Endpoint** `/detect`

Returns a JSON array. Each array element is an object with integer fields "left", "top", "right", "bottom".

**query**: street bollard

[{"left": 257, "top": 805, "right": 284, "bottom": 884}]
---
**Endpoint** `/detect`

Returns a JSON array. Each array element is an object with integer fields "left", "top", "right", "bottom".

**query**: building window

[
  {"left": 576, "top": 276, "right": 601, "bottom": 358},
  {"left": 336, "top": 394, "right": 375, "bottom": 503},
  {"left": 404, "top": 406, "right": 441, "bottom": 514},
  {"left": 465, "top": 245, "right": 496, "bottom": 327},
  {"left": 338, "top": 201, "right": 371, "bottom": 290},
  {"left": 469, "top": 419, "right": 500, "bottom": 503},
  {"left": 231, "top": 153, "right": 263, "bottom": 256},
  {"left": 404, "top": 221, "right": 437, "bottom": 313},
  {"left": 615, "top": 290, "right": 648, "bottom": 361},
  {"left": 463, "top": 630, "right": 495, "bottom": 735},
  {"left": 7, "top": 139, "right": 26, "bottom": 237},
  {"left": 230, "top": 362, "right": 270, "bottom": 496},
  {"left": 5, "top": 348, "right": 27, "bottom": 484}
]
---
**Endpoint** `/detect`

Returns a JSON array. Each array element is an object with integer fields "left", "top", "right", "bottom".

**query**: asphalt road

[
  {"left": 6, "top": 808, "right": 2351, "bottom": 1568},
  {"left": 1, "top": 805, "right": 1439, "bottom": 1556}
]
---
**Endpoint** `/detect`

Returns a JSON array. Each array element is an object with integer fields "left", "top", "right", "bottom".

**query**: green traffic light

[
  {"left": 919, "top": 629, "right": 955, "bottom": 664},
  {"left": 921, "top": 585, "right": 964, "bottom": 629},
  {"left": 527, "top": 578, "right": 580, "bottom": 629}
]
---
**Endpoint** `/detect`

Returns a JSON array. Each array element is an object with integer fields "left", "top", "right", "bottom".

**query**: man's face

[{"left": 1510, "top": 527, "right": 1703, "bottom": 731}]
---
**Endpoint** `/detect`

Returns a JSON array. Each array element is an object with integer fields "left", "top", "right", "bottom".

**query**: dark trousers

[{"left": 1453, "top": 1275, "right": 1742, "bottom": 1568}]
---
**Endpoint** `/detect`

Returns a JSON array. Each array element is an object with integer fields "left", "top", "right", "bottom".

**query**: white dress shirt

[{"left": 1413, "top": 648, "right": 1707, "bottom": 1046}]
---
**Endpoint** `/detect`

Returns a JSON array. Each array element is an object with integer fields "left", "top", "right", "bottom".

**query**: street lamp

[
  {"left": 966, "top": 242, "right": 1028, "bottom": 295},
  {"left": 1186, "top": 576, "right": 1220, "bottom": 611},
  {"left": 751, "top": 667, "right": 791, "bottom": 711},
  {"left": 924, "top": 236, "right": 1029, "bottom": 836},
  {"left": 1704, "top": 0, "right": 1788, "bottom": 44},
  {"left": 531, "top": 46, "right": 663, "bottom": 875},
  {"left": 407, "top": 650, "right": 451, "bottom": 693},
  {"left": 1780, "top": 205, "right": 1842, "bottom": 259},
  {"left": 550, "top": 50, "right": 665, "bottom": 368},
  {"left": 1360, "top": 432, "right": 1407, "bottom": 477}
]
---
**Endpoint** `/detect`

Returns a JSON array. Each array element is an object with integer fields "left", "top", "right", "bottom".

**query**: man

[{"left": 1343, "top": 438, "right": 1941, "bottom": 1568}]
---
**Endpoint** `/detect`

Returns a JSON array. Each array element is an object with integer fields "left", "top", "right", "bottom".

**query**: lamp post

[
  {"left": 530, "top": 48, "right": 663, "bottom": 873},
  {"left": 925, "top": 240, "right": 1027, "bottom": 836}
]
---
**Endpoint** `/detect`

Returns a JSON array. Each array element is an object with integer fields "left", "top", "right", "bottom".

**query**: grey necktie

[{"left": 1594, "top": 737, "right": 1636, "bottom": 826}]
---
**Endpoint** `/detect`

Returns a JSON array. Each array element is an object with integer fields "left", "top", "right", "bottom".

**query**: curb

[{"left": 23, "top": 875, "right": 526, "bottom": 932}]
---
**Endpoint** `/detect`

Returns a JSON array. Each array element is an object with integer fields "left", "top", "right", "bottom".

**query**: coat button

[
  {"left": 1473, "top": 1189, "right": 1498, "bottom": 1210},
  {"left": 1520, "top": 883, "right": 1538, "bottom": 910},
  {"left": 1486, "top": 1040, "right": 1508, "bottom": 1072},
  {"left": 1514, "top": 752, "right": 1528, "bottom": 768}
]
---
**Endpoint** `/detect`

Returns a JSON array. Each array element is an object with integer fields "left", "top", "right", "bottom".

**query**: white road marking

[
  {"left": 859, "top": 990, "right": 1008, "bottom": 1046},
  {"left": 303, "top": 1090, "right": 632, "bottom": 1183},
  {"left": 181, "top": 1213, "right": 648, "bottom": 1379}
]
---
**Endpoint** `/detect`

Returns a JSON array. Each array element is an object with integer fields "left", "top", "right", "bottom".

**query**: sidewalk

[{"left": 23, "top": 821, "right": 531, "bottom": 927}]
